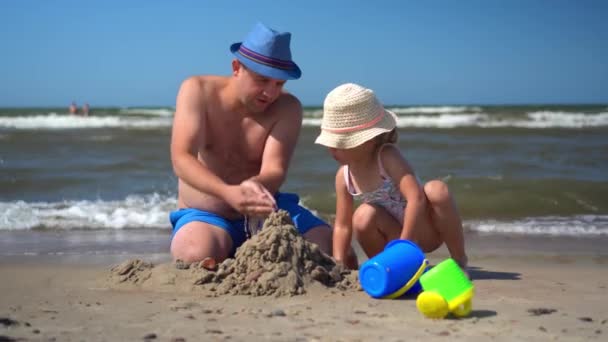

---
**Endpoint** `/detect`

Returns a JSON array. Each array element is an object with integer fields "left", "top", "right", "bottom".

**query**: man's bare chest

[{"left": 201, "top": 115, "right": 269, "bottom": 164}]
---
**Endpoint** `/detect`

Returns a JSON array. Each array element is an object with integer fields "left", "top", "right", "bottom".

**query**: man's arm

[
  {"left": 171, "top": 77, "right": 276, "bottom": 215},
  {"left": 171, "top": 77, "right": 229, "bottom": 198},
  {"left": 248, "top": 94, "right": 303, "bottom": 194}
]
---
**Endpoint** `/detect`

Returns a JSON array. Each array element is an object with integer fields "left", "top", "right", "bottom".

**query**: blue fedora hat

[{"left": 230, "top": 22, "right": 301, "bottom": 80}]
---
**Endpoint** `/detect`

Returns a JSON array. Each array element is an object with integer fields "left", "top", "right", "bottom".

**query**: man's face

[{"left": 234, "top": 61, "right": 287, "bottom": 113}]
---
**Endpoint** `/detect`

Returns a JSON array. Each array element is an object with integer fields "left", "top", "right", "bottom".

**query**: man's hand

[{"left": 223, "top": 180, "right": 277, "bottom": 216}]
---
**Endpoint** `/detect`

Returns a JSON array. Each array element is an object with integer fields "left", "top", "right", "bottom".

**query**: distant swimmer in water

[
  {"left": 69, "top": 101, "right": 78, "bottom": 115},
  {"left": 82, "top": 103, "right": 90, "bottom": 116}
]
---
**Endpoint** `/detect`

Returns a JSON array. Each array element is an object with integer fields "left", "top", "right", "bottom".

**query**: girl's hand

[{"left": 344, "top": 247, "right": 359, "bottom": 270}]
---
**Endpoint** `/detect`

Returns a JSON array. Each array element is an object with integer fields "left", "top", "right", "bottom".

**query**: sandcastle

[{"left": 109, "top": 210, "right": 359, "bottom": 297}]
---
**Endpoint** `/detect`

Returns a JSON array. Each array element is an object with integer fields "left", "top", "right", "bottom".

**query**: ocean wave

[
  {"left": 304, "top": 111, "right": 608, "bottom": 128},
  {"left": 2, "top": 195, "right": 607, "bottom": 237},
  {"left": 0, "top": 194, "right": 176, "bottom": 230},
  {"left": 303, "top": 109, "right": 324, "bottom": 118},
  {"left": 0, "top": 114, "right": 172, "bottom": 129},
  {"left": 521, "top": 111, "right": 608, "bottom": 128},
  {"left": 119, "top": 108, "right": 175, "bottom": 116},
  {"left": 388, "top": 106, "right": 482, "bottom": 114},
  {"left": 302, "top": 106, "right": 481, "bottom": 118},
  {"left": 395, "top": 113, "right": 487, "bottom": 128},
  {"left": 1, "top": 111, "right": 607, "bottom": 130},
  {"left": 304, "top": 113, "right": 489, "bottom": 128},
  {"left": 468, "top": 215, "right": 608, "bottom": 236},
  {"left": 302, "top": 118, "right": 323, "bottom": 127}
]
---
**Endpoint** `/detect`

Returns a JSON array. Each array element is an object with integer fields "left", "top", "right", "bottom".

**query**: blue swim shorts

[{"left": 169, "top": 192, "right": 327, "bottom": 256}]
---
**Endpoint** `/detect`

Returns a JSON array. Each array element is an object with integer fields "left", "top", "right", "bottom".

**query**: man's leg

[
  {"left": 304, "top": 224, "right": 358, "bottom": 268},
  {"left": 275, "top": 193, "right": 334, "bottom": 255},
  {"left": 303, "top": 224, "right": 332, "bottom": 255},
  {"left": 170, "top": 222, "right": 233, "bottom": 263}
]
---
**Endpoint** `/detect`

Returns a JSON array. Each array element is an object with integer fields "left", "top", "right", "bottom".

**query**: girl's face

[
  {"left": 327, "top": 147, "right": 350, "bottom": 164},
  {"left": 327, "top": 140, "right": 375, "bottom": 164}
]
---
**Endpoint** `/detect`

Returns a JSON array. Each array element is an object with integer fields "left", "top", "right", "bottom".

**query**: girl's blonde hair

[{"left": 374, "top": 128, "right": 398, "bottom": 147}]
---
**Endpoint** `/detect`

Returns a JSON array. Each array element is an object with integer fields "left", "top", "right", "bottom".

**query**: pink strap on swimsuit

[{"left": 343, "top": 144, "right": 407, "bottom": 224}]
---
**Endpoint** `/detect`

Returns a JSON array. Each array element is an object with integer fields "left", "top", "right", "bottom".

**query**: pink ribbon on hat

[{"left": 322, "top": 109, "right": 385, "bottom": 133}]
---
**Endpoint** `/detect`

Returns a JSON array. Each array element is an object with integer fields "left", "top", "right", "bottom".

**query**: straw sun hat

[{"left": 315, "top": 83, "right": 397, "bottom": 149}]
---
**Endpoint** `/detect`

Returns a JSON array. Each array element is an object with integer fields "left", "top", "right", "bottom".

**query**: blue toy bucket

[{"left": 359, "top": 239, "right": 427, "bottom": 298}]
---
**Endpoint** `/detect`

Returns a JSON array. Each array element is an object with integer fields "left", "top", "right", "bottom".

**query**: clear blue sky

[{"left": 1, "top": 0, "right": 606, "bottom": 107}]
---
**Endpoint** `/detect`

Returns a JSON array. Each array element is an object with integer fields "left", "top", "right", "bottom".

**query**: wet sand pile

[{"left": 108, "top": 210, "right": 359, "bottom": 297}]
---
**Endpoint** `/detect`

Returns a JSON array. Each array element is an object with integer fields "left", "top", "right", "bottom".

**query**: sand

[
  {"left": 106, "top": 211, "right": 358, "bottom": 297},
  {"left": 1, "top": 216, "right": 607, "bottom": 341}
]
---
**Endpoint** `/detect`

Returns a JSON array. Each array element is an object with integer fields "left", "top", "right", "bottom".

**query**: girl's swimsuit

[{"left": 343, "top": 144, "right": 413, "bottom": 224}]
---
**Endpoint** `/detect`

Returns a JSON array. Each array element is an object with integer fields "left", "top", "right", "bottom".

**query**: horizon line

[{"left": 1, "top": 102, "right": 607, "bottom": 109}]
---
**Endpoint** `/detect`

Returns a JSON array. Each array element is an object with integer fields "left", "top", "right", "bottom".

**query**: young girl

[{"left": 315, "top": 83, "right": 468, "bottom": 271}]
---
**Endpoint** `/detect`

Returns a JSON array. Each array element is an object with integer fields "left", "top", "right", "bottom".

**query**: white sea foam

[
  {"left": 119, "top": 108, "right": 175, "bottom": 116},
  {"left": 304, "top": 113, "right": 490, "bottom": 128},
  {"left": 395, "top": 113, "right": 488, "bottom": 128},
  {"left": 2, "top": 111, "right": 607, "bottom": 130},
  {"left": 304, "top": 109, "right": 324, "bottom": 118},
  {"left": 2, "top": 196, "right": 606, "bottom": 237},
  {"left": 522, "top": 111, "right": 608, "bottom": 128},
  {"left": 473, "top": 111, "right": 608, "bottom": 128},
  {"left": 302, "top": 118, "right": 323, "bottom": 127},
  {"left": 0, "top": 114, "right": 172, "bottom": 129},
  {"left": 0, "top": 194, "right": 176, "bottom": 230},
  {"left": 388, "top": 106, "right": 482, "bottom": 114},
  {"left": 468, "top": 215, "right": 608, "bottom": 237},
  {"left": 302, "top": 111, "right": 608, "bottom": 128}
]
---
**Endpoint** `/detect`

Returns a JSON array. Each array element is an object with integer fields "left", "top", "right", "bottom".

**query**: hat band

[
  {"left": 238, "top": 45, "right": 294, "bottom": 70},
  {"left": 322, "top": 110, "right": 385, "bottom": 133}
]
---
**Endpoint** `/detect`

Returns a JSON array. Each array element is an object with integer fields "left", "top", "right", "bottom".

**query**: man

[
  {"left": 82, "top": 103, "right": 90, "bottom": 116},
  {"left": 69, "top": 101, "right": 78, "bottom": 115},
  {"left": 169, "top": 22, "right": 332, "bottom": 266}
]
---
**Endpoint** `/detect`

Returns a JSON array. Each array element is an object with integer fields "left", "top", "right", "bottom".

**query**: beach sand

[{"left": 1, "top": 219, "right": 607, "bottom": 341}]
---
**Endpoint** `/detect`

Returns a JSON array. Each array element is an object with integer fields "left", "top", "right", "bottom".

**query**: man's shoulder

[
  {"left": 271, "top": 92, "right": 303, "bottom": 117},
  {"left": 277, "top": 91, "right": 301, "bottom": 106},
  {"left": 179, "top": 75, "right": 229, "bottom": 97}
]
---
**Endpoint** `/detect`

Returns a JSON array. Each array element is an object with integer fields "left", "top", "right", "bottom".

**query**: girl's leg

[
  {"left": 352, "top": 203, "right": 401, "bottom": 258},
  {"left": 422, "top": 180, "right": 468, "bottom": 268}
]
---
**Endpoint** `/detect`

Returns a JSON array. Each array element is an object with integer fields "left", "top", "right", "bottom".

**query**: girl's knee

[
  {"left": 419, "top": 238, "right": 443, "bottom": 254},
  {"left": 424, "top": 180, "right": 451, "bottom": 205},
  {"left": 352, "top": 204, "right": 377, "bottom": 234}
]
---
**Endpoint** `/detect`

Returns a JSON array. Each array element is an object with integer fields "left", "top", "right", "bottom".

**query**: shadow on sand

[
  {"left": 468, "top": 265, "right": 521, "bottom": 280},
  {"left": 446, "top": 309, "right": 498, "bottom": 320}
]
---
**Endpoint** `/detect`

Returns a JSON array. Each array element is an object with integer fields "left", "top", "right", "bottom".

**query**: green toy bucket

[{"left": 419, "top": 258, "right": 473, "bottom": 311}]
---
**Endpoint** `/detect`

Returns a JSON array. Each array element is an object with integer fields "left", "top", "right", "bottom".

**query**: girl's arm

[
  {"left": 380, "top": 145, "right": 426, "bottom": 240},
  {"left": 333, "top": 165, "right": 355, "bottom": 267}
]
